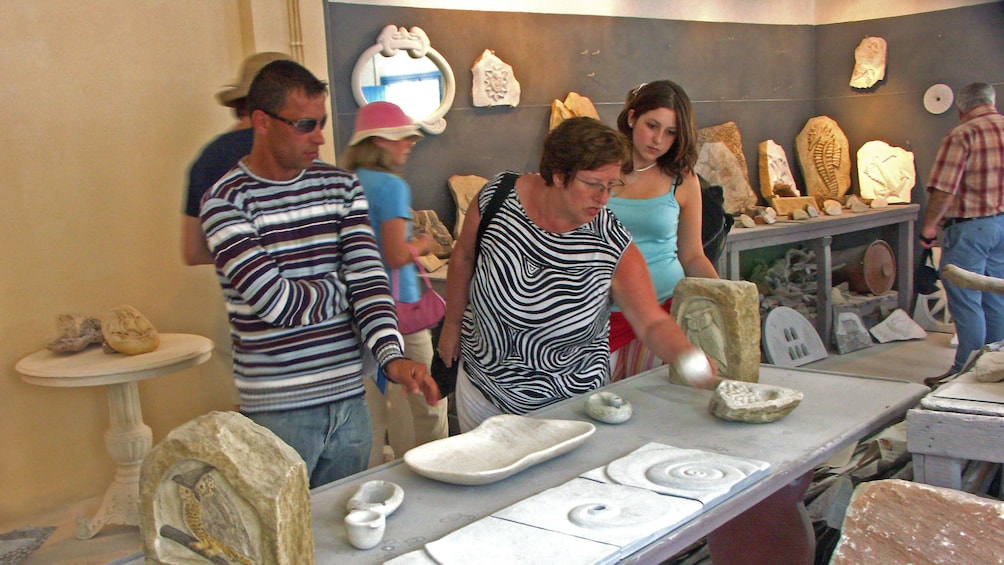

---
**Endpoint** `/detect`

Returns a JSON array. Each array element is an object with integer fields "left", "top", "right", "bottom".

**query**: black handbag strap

[{"left": 474, "top": 172, "right": 517, "bottom": 259}]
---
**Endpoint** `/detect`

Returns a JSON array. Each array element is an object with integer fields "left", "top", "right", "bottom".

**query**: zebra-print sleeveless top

[{"left": 461, "top": 172, "right": 633, "bottom": 415}]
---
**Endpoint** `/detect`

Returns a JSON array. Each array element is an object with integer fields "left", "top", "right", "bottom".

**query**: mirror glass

[
  {"left": 352, "top": 25, "right": 456, "bottom": 135},
  {"left": 356, "top": 51, "right": 443, "bottom": 121}
]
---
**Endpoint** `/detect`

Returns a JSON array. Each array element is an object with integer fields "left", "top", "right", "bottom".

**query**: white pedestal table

[{"left": 16, "top": 333, "right": 213, "bottom": 539}]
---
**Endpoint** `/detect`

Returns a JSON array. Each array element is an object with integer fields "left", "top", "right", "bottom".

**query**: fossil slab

[
  {"left": 758, "top": 139, "right": 799, "bottom": 200},
  {"left": 696, "top": 122, "right": 757, "bottom": 214},
  {"left": 849, "top": 36, "right": 887, "bottom": 89},
  {"left": 447, "top": 174, "right": 488, "bottom": 238},
  {"left": 857, "top": 140, "right": 915, "bottom": 203},
  {"left": 549, "top": 91, "right": 600, "bottom": 131},
  {"left": 494, "top": 478, "right": 701, "bottom": 552},
  {"left": 403, "top": 415, "right": 595, "bottom": 485},
  {"left": 670, "top": 278, "right": 761, "bottom": 382},
  {"left": 708, "top": 379, "right": 803, "bottom": 423},
  {"left": 582, "top": 443, "right": 770, "bottom": 506},
  {"left": 796, "top": 116, "right": 851, "bottom": 206},
  {"left": 471, "top": 49, "right": 520, "bottom": 107},
  {"left": 140, "top": 411, "right": 312, "bottom": 565}
]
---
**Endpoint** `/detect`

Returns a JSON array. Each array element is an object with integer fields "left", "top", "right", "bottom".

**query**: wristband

[{"left": 919, "top": 234, "right": 936, "bottom": 244}]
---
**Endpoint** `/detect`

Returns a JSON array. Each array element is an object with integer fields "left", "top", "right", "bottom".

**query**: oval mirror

[{"left": 352, "top": 25, "right": 456, "bottom": 135}]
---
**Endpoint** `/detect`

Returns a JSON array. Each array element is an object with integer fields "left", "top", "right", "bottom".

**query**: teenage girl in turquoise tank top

[{"left": 606, "top": 81, "right": 720, "bottom": 381}]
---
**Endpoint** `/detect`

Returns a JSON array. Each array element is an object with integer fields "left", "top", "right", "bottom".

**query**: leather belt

[{"left": 944, "top": 211, "right": 1004, "bottom": 228}]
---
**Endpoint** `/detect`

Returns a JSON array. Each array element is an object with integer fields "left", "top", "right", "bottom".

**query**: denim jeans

[
  {"left": 941, "top": 213, "right": 1004, "bottom": 372},
  {"left": 245, "top": 395, "right": 371, "bottom": 489}
]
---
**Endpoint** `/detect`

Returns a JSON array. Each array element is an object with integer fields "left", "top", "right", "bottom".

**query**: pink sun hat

[{"left": 349, "top": 101, "right": 424, "bottom": 146}]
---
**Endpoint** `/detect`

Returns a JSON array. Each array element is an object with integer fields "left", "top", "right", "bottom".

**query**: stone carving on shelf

[
  {"left": 471, "top": 49, "right": 520, "bottom": 107},
  {"left": 140, "top": 411, "right": 312, "bottom": 565},
  {"left": 670, "top": 278, "right": 761, "bottom": 383},
  {"left": 695, "top": 122, "right": 758, "bottom": 214},
  {"left": 857, "top": 140, "right": 915, "bottom": 203},
  {"left": 708, "top": 380, "right": 803, "bottom": 423},
  {"left": 849, "top": 36, "right": 887, "bottom": 89},
  {"left": 47, "top": 314, "right": 104, "bottom": 353},
  {"left": 549, "top": 92, "right": 599, "bottom": 131},
  {"left": 758, "top": 139, "right": 800, "bottom": 199},
  {"left": 102, "top": 304, "right": 159, "bottom": 355},
  {"left": 833, "top": 311, "right": 873, "bottom": 354},
  {"left": 447, "top": 174, "right": 488, "bottom": 238},
  {"left": 762, "top": 306, "right": 828, "bottom": 367},
  {"left": 796, "top": 116, "right": 851, "bottom": 206},
  {"left": 412, "top": 208, "right": 454, "bottom": 262}
]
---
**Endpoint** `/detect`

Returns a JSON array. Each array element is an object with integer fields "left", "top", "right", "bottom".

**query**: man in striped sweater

[{"left": 200, "top": 59, "right": 439, "bottom": 487}]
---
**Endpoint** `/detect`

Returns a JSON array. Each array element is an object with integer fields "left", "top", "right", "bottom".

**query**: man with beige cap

[{"left": 181, "top": 52, "right": 290, "bottom": 265}]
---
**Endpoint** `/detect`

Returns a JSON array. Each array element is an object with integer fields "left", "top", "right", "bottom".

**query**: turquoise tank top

[{"left": 607, "top": 188, "right": 685, "bottom": 304}]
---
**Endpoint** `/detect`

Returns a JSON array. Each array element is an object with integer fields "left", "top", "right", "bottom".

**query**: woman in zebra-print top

[{"left": 438, "top": 118, "right": 716, "bottom": 432}]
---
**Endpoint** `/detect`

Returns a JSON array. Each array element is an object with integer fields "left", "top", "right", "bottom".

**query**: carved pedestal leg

[{"left": 75, "top": 381, "right": 153, "bottom": 539}]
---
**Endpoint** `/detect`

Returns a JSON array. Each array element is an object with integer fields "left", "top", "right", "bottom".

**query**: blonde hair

[{"left": 340, "top": 137, "right": 398, "bottom": 173}]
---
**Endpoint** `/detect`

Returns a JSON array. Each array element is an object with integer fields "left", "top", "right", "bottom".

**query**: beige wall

[{"left": 0, "top": 0, "right": 330, "bottom": 525}]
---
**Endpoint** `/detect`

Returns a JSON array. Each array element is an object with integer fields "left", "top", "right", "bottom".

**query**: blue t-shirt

[
  {"left": 607, "top": 189, "right": 685, "bottom": 303},
  {"left": 356, "top": 168, "right": 422, "bottom": 303}
]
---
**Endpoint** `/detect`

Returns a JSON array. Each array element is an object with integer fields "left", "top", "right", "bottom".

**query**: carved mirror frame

[{"left": 351, "top": 25, "right": 456, "bottom": 135}]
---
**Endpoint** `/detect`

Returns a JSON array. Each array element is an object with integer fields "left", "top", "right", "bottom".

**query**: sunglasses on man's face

[{"left": 261, "top": 109, "right": 327, "bottom": 134}]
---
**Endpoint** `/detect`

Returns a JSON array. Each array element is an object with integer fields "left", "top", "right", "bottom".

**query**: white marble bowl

[
  {"left": 708, "top": 379, "right": 803, "bottom": 423},
  {"left": 346, "top": 480, "right": 404, "bottom": 516}
]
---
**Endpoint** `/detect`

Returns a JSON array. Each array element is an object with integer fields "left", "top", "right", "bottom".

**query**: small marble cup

[{"left": 344, "top": 509, "right": 385, "bottom": 550}]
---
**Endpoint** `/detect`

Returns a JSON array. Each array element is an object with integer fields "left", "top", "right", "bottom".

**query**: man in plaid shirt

[{"left": 921, "top": 82, "right": 1004, "bottom": 380}]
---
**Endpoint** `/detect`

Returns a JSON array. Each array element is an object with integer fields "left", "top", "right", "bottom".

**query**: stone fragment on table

[
  {"left": 708, "top": 379, "right": 803, "bottom": 423},
  {"left": 47, "top": 314, "right": 104, "bottom": 353},
  {"left": 738, "top": 214, "right": 756, "bottom": 228},
  {"left": 791, "top": 209, "right": 810, "bottom": 221},
  {"left": 806, "top": 205, "right": 820, "bottom": 218},
  {"left": 102, "top": 305, "right": 159, "bottom": 355}
]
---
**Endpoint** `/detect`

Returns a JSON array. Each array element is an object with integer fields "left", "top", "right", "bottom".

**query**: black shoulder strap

[{"left": 474, "top": 172, "right": 516, "bottom": 257}]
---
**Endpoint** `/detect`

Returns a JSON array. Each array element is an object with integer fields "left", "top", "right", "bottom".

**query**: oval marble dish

[{"left": 403, "top": 414, "right": 595, "bottom": 485}]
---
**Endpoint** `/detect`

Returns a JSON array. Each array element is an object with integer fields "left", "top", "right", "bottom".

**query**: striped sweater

[{"left": 201, "top": 160, "right": 404, "bottom": 413}]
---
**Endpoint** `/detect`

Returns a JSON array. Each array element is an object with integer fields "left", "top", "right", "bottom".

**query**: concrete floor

[{"left": 8, "top": 331, "right": 958, "bottom": 564}]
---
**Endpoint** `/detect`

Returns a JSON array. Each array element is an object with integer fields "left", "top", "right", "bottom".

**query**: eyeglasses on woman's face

[{"left": 574, "top": 175, "right": 626, "bottom": 196}]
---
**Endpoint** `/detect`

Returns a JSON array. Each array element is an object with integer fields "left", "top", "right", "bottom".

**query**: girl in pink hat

[{"left": 342, "top": 102, "right": 448, "bottom": 464}]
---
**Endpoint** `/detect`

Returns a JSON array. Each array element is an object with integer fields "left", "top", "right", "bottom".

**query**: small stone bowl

[
  {"left": 346, "top": 480, "right": 404, "bottom": 516},
  {"left": 585, "top": 391, "right": 633, "bottom": 424}
]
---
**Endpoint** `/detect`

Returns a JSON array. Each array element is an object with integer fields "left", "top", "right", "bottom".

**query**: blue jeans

[
  {"left": 941, "top": 213, "right": 1004, "bottom": 372},
  {"left": 245, "top": 395, "right": 372, "bottom": 489}
]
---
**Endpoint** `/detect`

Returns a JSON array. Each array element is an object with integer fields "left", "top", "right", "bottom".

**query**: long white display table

[{"left": 309, "top": 366, "right": 926, "bottom": 563}]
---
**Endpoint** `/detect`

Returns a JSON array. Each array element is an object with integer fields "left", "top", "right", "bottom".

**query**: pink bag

[{"left": 392, "top": 247, "right": 446, "bottom": 335}]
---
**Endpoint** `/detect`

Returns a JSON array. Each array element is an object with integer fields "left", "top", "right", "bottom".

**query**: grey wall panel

[
  {"left": 326, "top": 3, "right": 815, "bottom": 228},
  {"left": 325, "top": 2, "right": 1003, "bottom": 233}
]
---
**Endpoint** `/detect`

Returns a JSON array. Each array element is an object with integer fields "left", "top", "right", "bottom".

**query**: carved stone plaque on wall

[{"left": 857, "top": 140, "right": 915, "bottom": 203}]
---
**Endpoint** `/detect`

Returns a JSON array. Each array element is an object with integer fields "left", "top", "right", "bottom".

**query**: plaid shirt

[{"left": 926, "top": 105, "right": 1004, "bottom": 219}]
